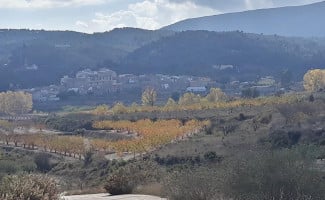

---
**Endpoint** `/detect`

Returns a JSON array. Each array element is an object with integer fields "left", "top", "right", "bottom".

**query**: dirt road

[{"left": 62, "top": 194, "right": 166, "bottom": 200}]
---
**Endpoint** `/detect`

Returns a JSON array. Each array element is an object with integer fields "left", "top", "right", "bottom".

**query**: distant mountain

[
  {"left": 0, "top": 28, "right": 174, "bottom": 90},
  {"left": 118, "top": 31, "right": 325, "bottom": 82},
  {"left": 163, "top": 1, "right": 325, "bottom": 37}
]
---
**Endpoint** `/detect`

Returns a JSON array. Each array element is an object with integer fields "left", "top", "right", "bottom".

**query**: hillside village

[{"left": 22, "top": 67, "right": 297, "bottom": 103}]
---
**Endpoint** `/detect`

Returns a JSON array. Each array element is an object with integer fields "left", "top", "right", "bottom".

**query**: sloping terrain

[
  {"left": 120, "top": 31, "right": 325, "bottom": 81},
  {"left": 1, "top": 27, "right": 325, "bottom": 91},
  {"left": 0, "top": 28, "right": 173, "bottom": 90},
  {"left": 163, "top": 1, "right": 325, "bottom": 37}
]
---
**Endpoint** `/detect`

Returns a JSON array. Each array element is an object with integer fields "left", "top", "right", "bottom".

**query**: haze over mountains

[
  {"left": 1, "top": 1, "right": 325, "bottom": 91},
  {"left": 119, "top": 31, "right": 324, "bottom": 80},
  {"left": 163, "top": 1, "right": 325, "bottom": 37},
  {"left": 0, "top": 28, "right": 173, "bottom": 90}
]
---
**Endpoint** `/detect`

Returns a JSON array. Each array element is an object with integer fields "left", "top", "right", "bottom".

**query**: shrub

[
  {"left": 154, "top": 155, "right": 201, "bottom": 166},
  {"left": 269, "top": 130, "right": 302, "bottom": 148},
  {"left": 104, "top": 169, "right": 135, "bottom": 195},
  {"left": 259, "top": 114, "right": 272, "bottom": 124},
  {"left": 45, "top": 116, "right": 92, "bottom": 132},
  {"left": 0, "top": 174, "right": 59, "bottom": 200},
  {"left": 20, "top": 162, "right": 37, "bottom": 173},
  {"left": 0, "top": 161, "right": 20, "bottom": 174},
  {"left": 163, "top": 167, "right": 221, "bottom": 200},
  {"left": 83, "top": 150, "right": 94, "bottom": 166},
  {"left": 104, "top": 161, "right": 159, "bottom": 195},
  {"left": 222, "top": 148, "right": 325, "bottom": 200},
  {"left": 237, "top": 113, "right": 247, "bottom": 121},
  {"left": 203, "top": 151, "right": 223, "bottom": 162},
  {"left": 162, "top": 147, "right": 325, "bottom": 200},
  {"left": 34, "top": 153, "right": 52, "bottom": 172}
]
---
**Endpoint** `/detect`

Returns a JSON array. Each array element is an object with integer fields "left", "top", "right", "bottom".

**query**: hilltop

[{"left": 163, "top": 1, "right": 325, "bottom": 37}]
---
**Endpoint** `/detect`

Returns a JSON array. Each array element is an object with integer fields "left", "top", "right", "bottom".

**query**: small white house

[{"left": 186, "top": 87, "right": 207, "bottom": 93}]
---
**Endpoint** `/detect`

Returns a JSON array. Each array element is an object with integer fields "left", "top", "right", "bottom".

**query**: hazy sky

[{"left": 0, "top": 0, "right": 322, "bottom": 33}]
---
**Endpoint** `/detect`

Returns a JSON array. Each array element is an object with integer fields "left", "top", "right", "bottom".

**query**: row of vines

[
  {"left": 92, "top": 119, "right": 210, "bottom": 154},
  {"left": 0, "top": 119, "right": 209, "bottom": 158}
]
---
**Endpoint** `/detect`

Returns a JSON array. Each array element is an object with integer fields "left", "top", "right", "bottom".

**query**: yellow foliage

[
  {"left": 303, "top": 69, "right": 325, "bottom": 92},
  {"left": 93, "top": 119, "right": 208, "bottom": 154},
  {"left": 92, "top": 104, "right": 110, "bottom": 115},
  {"left": 0, "top": 91, "right": 33, "bottom": 115},
  {"left": 206, "top": 88, "right": 227, "bottom": 102},
  {"left": 142, "top": 88, "right": 157, "bottom": 106},
  {"left": 111, "top": 102, "right": 128, "bottom": 114},
  {"left": 178, "top": 93, "right": 201, "bottom": 106}
]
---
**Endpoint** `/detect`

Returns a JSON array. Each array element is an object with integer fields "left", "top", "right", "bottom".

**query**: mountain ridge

[{"left": 162, "top": 1, "right": 325, "bottom": 37}]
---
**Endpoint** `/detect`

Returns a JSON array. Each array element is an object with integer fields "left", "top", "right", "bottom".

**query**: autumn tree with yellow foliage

[
  {"left": 92, "top": 104, "right": 109, "bottom": 115},
  {"left": 142, "top": 87, "right": 157, "bottom": 106},
  {"left": 303, "top": 69, "right": 325, "bottom": 92},
  {"left": 178, "top": 93, "right": 201, "bottom": 105},
  {"left": 0, "top": 91, "right": 32, "bottom": 115},
  {"left": 111, "top": 102, "right": 128, "bottom": 114},
  {"left": 206, "top": 88, "right": 227, "bottom": 102}
]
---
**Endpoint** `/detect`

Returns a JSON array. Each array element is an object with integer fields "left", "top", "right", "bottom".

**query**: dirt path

[{"left": 62, "top": 194, "right": 166, "bottom": 200}]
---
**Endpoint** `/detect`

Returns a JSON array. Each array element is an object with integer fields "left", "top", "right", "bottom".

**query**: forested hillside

[
  {"left": 0, "top": 28, "right": 173, "bottom": 90},
  {"left": 118, "top": 31, "right": 325, "bottom": 82},
  {"left": 1, "top": 29, "right": 325, "bottom": 91}
]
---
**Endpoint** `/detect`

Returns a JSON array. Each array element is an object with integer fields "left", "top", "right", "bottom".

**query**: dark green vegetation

[
  {"left": 0, "top": 147, "right": 62, "bottom": 179},
  {"left": 0, "top": 28, "right": 173, "bottom": 90},
  {"left": 1, "top": 28, "right": 325, "bottom": 91},
  {"left": 0, "top": 147, "right": 37, "bottom": 179},
  {"left": 162, "top": 147, "right": 325, "bottom": 200},
  {"left": 163, "top": 1, "right": 325, "bottom": 37},
  {"left": 121, "top": 31, "right": 325, "bottom": 82}
]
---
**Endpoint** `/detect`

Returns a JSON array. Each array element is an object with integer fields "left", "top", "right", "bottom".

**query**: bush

[
  {"left": 268, "top": 130, "right": 302, "bottom": 148},
  {"left": 203, "top": 151, "right": 223, "bottom": 162},
  {"left": 154, "top": 155, "right": 201, "bottom": 166},
  {"left": 104, "top": 169, "right": 135, "bottom": 195},
  {"left": 222, "top": 148, "right": 325, "bottom": 200},
  {"left": 34, "top": 153, "right": 52, "bottom": 172},
  {"left": 0, "top": 161, "right": 20, "bottom": 174},
  {"left": 83, "top": 150, "right": 94, "bottom": 166},
  {"left": 259, "top": 114, "right": 272, "bottom": 124},
  {"left": 104, "top": 161, "right": 159, "bottom": 195},
  {"left": 163, "top": 167, "right": 221, "bottom": 200},
  {"left": 0, "top": 174, "right": 59, "bottom": 200},
  {"left": 45, "top": 116, "right": 92, "bottom": 132},
  {"left": 237, "top": 113, "right": 247, "bottom": 121},
  {"left": 162, "top": 147, "right": 325, "bottom": 200}
]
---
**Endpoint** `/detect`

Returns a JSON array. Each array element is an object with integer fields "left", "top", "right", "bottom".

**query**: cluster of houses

[
  {"left": 60, "top": 68, "right": 216, "bottom": 95},
  {"left": 24, "top": 68, "right": 285, "bottom": 102},
  {"left": 225, "top": 76, "right": 279, "bottom": 96},
  {"left": 26, "top": 68, "right": 217, "bottom": 102}
]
